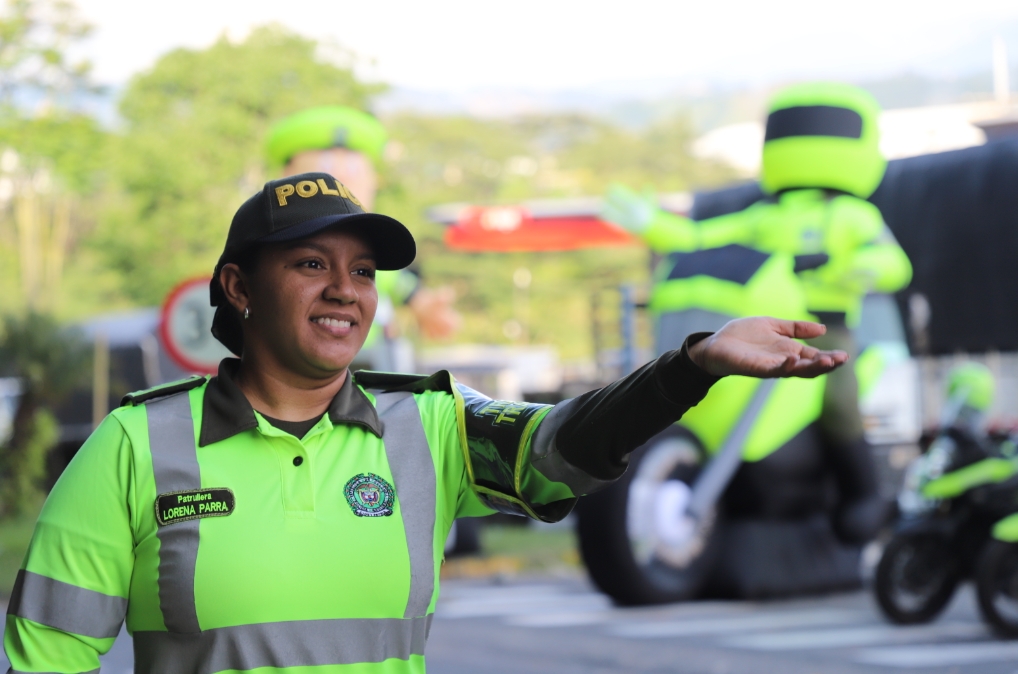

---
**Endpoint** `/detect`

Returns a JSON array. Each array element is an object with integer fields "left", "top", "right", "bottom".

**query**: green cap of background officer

[
  {"left": 266, "top": 106, "right": 388, "bottom": 211},
  {"left": 761, "top": 82, "right": 885, "bottom": 198}
]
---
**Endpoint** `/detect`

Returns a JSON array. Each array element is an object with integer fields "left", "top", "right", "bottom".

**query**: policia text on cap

[{"left": 4, "top": 172, "right": 847, "bottom": 674}]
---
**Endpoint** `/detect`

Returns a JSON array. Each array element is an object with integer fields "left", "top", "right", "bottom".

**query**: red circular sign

[{"left": 160, "top": 277, "right": 232, "bottom": 374}]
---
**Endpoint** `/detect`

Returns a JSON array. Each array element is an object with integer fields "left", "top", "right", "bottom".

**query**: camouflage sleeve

[
  {"left": 454, "top": 384, "right": 577, "bottom": 523},
  {"left": 453, "top": 337, "right": 717, "bottom": 524}
]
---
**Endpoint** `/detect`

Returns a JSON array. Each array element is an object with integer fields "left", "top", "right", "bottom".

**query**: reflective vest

[
  {"left": 643, "top": 189, "right": 913, "bottom": 326},
  {"left": 5, "top": 370, "right": 575, "bottom": 673}
]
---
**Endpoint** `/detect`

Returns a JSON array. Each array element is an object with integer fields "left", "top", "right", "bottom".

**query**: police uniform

[
  {"left": 603, "top": 83, "right": 912, "bottom": 544},
  {"left": 4, "top": 173, "right": 719, "bottom": 673}
]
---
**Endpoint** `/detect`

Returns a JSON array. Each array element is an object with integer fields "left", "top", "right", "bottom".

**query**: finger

[
  {"left": 790, "top": 320, "right": 827, "bottom": 340},
  {"left": 784, "top": 354, "right": 846, "bottom": 378}
]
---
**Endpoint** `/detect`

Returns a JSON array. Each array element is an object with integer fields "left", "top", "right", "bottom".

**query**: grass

[
  {"left": 442, "top": 522, "right": 581, "bottom": 579},
  {"left": 0, "top": 499, "right": 43, "bottom": 598}
]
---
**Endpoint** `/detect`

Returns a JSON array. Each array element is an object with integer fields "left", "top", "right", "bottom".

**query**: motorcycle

[
  {"left": 976, "top": 510, "right": 1018, "bottom": 637},
  {"left": 875, "top": 363, "right": 1018, "bottom": 628},
  {"left": 577, "top": 246, "right": 918, "bottom": 605}
]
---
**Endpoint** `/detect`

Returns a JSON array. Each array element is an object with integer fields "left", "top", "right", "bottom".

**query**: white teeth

[{"left": 313, "top": 318, "right": 352, "bottom": 329}]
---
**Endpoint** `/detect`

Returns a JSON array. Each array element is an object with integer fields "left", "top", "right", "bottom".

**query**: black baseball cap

[{"left": 209, "top": 172, "right": 416, "bottom": 353}]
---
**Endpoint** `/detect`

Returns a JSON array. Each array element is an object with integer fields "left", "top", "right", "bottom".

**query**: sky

[{"left": 75, "top": 0, "right": 1018, "bottom": 96}]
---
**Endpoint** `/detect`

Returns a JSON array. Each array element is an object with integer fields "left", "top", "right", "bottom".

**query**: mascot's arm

[
  {"left": 830, "top": 198, "right": 913, "bottom": 294},
  {"left": 601, "top": 184, "right": 698, "bottom": 253},
  {"left": 694, "top": 209, "right": 756, "bottom": 250},
  {"left": 643, "top": 210, "right": 698, "bottom": 253},
  {"left": 849, "top": 231, "right": 913, "bottom": 293}
]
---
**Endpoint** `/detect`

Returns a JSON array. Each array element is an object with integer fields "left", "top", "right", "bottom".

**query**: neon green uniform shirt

[{"left": 4, "top": 363, "right": 577, "bottom": 673}]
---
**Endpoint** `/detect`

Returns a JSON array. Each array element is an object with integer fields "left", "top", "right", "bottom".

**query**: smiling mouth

[{"left": 312, "top": 317, "right": 353, "bottom": 329}]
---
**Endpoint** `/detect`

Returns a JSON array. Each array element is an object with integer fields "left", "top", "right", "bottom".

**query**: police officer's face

[{"left": 242, "top": 229, "right": 378, "bottom": 377}]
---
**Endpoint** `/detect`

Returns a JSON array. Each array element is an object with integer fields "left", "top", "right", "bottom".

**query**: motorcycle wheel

[
  {"left": 874, "top": 529, "right": 961, "bottom": 624},
  {"left": 976, "top": 540, "right": 1018, "bottom": 638},
  {"left": 577, "top": 427, "right": 722, "bottom": 606}
]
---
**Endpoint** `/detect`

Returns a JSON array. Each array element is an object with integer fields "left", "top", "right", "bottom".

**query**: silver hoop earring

[{"left": 243, "top": 307, "right": 250, "bottom": 320}]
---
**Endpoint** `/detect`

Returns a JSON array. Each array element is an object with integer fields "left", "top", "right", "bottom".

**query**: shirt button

[{"left": 293, "top": 456, "right": 304, "bottom": 467}]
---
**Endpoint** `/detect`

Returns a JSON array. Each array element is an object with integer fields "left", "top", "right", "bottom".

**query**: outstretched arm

[
  {"left": 524, "top": 319, "right": 846, "bottom": 494},
  {"left": 601, "top": 185, "right": 698, "bottom": 253}
]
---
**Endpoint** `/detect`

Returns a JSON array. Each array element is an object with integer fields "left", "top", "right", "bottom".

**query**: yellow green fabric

[
  {"left": 4, "top": 374, "right": 571, "bottom": 672},
  {"left": 649, "top": 252, "right": 809, "bottom": 319},
  {"left": 266, "top": 106, "right": 388, "bottom": 167},
  {"left": 947, "top": 362, "right": 995, "bottom": 412},
  {"left": 644, "top": 189, "right": 912, "bottom": 325},
  {"left": 993, "top": 513, "right": 1018, "bottom": 543},
  {"left": 679, "top": 374, "right": 824, "bottom": 461},
  {"left": 922, "top": 458, "right": 1018, "bottom": 500},
  {"left": 762, "top": 82, "right": 885, "bottom": 198}
]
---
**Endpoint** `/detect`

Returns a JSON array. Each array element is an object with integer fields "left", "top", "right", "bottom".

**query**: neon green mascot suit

[
  {"left": 265, "top": 106, "right": 459, "bottom": 370},
  {"left": 603, "top": 82, "right": 912, "bottom": 546}
]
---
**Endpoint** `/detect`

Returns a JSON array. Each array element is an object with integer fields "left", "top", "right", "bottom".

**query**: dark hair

[{"left": 210, "top": 246, "right": 262, "bottom": 356}]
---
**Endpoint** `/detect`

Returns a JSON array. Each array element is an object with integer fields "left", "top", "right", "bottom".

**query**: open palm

[{"left": 688, "top": 317, "right": 848, "bottom": 379}]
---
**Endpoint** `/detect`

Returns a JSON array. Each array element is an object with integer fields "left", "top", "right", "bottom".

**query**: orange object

[{"left": 443, "top": 205, "right": 637, "bottom": 252}]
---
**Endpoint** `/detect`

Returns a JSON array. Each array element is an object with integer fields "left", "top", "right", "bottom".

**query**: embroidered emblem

[
  {"left": 344, "top": 473, "right": 395, "bottom": 517},
  {"left": 155, "top": 488, "right": 235, "bottom": 526}
]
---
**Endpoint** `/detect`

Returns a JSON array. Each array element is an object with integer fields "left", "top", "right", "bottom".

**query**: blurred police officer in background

[
  {"left": 266, "top": 106, "right": 460, "bottom": 370},
  {"left": 602, "top": 82, "right": 913, "bottom": 544}
]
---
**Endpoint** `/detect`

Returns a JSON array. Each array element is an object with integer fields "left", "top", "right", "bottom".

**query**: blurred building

[{"left": 694, "top": 99, "right": 1017, "bottom": 176}]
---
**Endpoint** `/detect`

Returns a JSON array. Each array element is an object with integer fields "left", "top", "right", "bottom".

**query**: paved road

[
  {"left": 3, "top": 579, "right": 1017, "bottom": 673},
  {"left": 426, "top": 579, "right": 1018, "bottom": 674}
]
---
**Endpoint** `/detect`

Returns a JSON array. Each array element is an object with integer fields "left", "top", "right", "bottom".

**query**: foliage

[
  {"left": 0, "top": 0, "right": 94, "bottom": 107},
  {"left": 377, "top": 113, "right": 735, "bottom": 357},
  {"left": 91, "top": 25, "right": 386, "bottom": 306},
  {"left": 0, "top": 311, "right": 87, "bottom": 516},
  {"left": 0, "top": 0, "right": 106, "bottom": 316},
  {"left": 0, "top": 12, "right": 738, "bottom": 362}
]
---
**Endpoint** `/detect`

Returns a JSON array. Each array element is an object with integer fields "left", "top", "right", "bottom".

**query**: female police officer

[{"left": 4, "top": 172, "right": 846, "bottom": 673}]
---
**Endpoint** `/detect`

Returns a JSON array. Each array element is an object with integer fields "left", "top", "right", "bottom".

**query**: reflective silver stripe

[
  {"left": 146, "top": 392, "right": 202, "bottom": 634},
  {"left": 8, "top": 670, "right": 99, "bottom": 674},
  {"left": 530, "top": 397, "right": 614, "bottom": 496},
  {"left": 7, "top": 569, "right": 126, "bottom": 639},
  {"left": 133, "top": 615, "right": 431, "bottom": 674},
  {"left": 374, "top": 391, "right": 437, "bottom": 618}
]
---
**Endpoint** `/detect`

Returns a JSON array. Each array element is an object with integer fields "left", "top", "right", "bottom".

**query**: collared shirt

[
  {"left": 4, "top": 345, "right": 716, "bottom": 673},
  {"left": 6, "top": 364, "right": 482, "bottom": 673}
]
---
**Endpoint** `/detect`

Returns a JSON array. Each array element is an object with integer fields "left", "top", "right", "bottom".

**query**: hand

[
  {"left": 601, "top": 184, "right": 657, "bottom": 234},
  {"left": 687, "top": 317, "right": 848, "bottom": 378},
  {"left": 408, "top": 286, "right": 461, "bottom": 340}
]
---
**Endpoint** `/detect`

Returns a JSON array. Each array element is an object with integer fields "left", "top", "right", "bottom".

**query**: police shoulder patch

[
  {"left": 155, "top": 488, "right": 235, "bottom": 526},
  {"left": 344, "top": 473, "right": 395, "bottom": 517}
]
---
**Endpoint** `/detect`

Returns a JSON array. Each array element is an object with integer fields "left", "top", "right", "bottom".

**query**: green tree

[
  {"left": 0, "top": 0, "right": 107, "bottom": 316},
  {"left": 0, "top": 312, "right": 87, "bottom": 516},
  {"left": 0, "top": 0, "right": 94, "bottom": 107},
  {"left": 93, "top": 25, "right": 385, "bottom": 306},
  {"left": 377, "top": 112, "right": 736, "bottom": 356}
]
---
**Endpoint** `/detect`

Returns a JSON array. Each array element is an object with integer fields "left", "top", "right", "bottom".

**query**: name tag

[{"left": 155, "top": 488, "right": 235, "bottom": 526}]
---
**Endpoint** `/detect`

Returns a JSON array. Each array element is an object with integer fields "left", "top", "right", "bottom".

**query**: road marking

[
  {"left": 723, "top": 622, "right": 987, "bottom": 650},
  {"left": 609, "top": 609, "right": 864, "bottom": 638},
  {"left": 855, "top": 641, "right": 1018, "bottom": 668},
  {"left": 438, "top": 592, "right": 610, "bottom": 618},
  {"left": 507, "top": 611, "right": 616, "bottom": 627}
]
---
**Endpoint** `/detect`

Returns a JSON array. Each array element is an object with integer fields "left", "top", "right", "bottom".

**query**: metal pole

[{"left": 620, "top": 285, "right": 637, "bottom": 375}]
